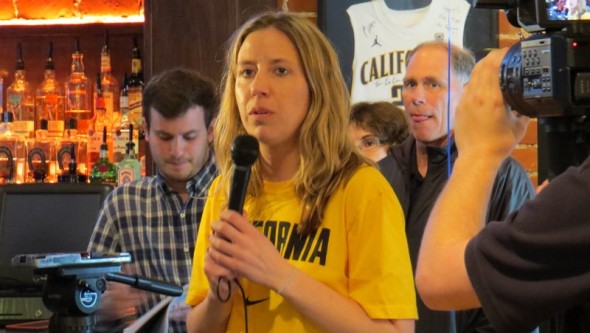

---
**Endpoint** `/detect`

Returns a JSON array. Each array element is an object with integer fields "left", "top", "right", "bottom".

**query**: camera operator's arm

[{"left": 416, "top": 49, "right": 530, "bottom": 310}]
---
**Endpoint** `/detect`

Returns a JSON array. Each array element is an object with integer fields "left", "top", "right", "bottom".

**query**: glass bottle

[
  {"left": 26, "top": 119, "right": 56, "bottom": 183},
  {"left": 119, "top": 73, "right": 130, "bottom": 130},
  {"left": 56, "top": 118, "right": 88, "bottom": 179},
  {"left": 36, "top": 42, "right": 65, "bottom": 138},
  {"left": 64, "top": 40, "right": 93, "bottom": 135},
  {"left": 113, "top": 74, "right": 129, "bottom": 165},
  {"left": 128, "top": 37, "right": 144, "bottom": 135},
  {"left": 0, "top": 112, "right": 26, "bottom": 184},
  {"left": 89, "top": 73, "right": 108, "bottom": 168},
  {"left": 117, "top": 124, "right": 141, "bottom": 186},
  {"left": 113, "top": 74, "right": 139, "bottom": 165},
  {"left": 57, "top": 142, "right": 88, "bottom": 183},
  {"left": 89, "top": 126, "right": 116, "bottom": 186},
  {"left": 97, "top": 32, "right": 120, "bottom": 127},
  {"left": 6, "top": 43, "right": 35, "bottom": 139}
]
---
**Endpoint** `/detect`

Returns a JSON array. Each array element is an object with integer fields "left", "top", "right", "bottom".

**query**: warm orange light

[{"left": 0, "top": 15, "right": 144, "bottom": 26}]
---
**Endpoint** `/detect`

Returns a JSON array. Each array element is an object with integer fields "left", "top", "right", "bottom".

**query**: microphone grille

[{"left": 231, "top": 135, "right": 259, "bottom": 167}]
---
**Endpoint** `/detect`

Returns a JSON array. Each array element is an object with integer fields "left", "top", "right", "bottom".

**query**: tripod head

[{"left": 12, "top": 252, "right": 182, "bottom": 333}]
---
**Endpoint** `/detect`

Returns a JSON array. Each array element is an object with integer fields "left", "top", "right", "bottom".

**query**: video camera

[
  {"left": 474, "top": 0, "right": 590, "bottom": 118},
  {"left": 474, "top": 0, "right": 590, "bottom": 179}
]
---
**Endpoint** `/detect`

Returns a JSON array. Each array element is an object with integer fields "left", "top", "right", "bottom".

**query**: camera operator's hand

[{"left": 455, "top": 48, "right": 530, "bottom": 162}]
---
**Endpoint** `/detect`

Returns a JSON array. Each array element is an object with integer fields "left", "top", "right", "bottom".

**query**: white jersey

[{"left": 347, "top": 0, "right": 470, "bottom": 105}]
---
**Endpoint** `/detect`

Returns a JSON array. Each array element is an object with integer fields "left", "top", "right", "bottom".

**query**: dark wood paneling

[{"left": 143, "top": 0, "right": 276, "bottom": 85}]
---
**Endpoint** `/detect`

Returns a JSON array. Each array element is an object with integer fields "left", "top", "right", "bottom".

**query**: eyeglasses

[{"left": 357, "top": 136, "right": 383, "bottom": 152}]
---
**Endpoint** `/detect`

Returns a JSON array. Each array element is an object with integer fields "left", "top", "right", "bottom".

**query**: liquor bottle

[
  {"left": 56, "top": 118, "right": 88, "bottom": 178},
  {"left": 57, "top": 142, "right": 87, "bottom": 183},
  {"left": 89, "top": 126, "right": 116, "bottom": 186},
  {"left": 113, "top": 74, "right": 129, "bottom": 164},
  {"left": 97, "top": 31, "right": 120, "bottom": 126},
  {"left": 0, "top": 112, "right": 26, "bottom": 184},
  {"left": 113, "top": 74, "right": 139, "bottom": 165},
  {"left": 36, "top": 42, "right": 65, "bottom": 138},
  {"left": 119, "top": 73, "right": 130, "bottom": 129},
  {"left": 64, "top": 40, "right": 93, "bottom": 134},
  {"left": 26, "top": 119, "right": 56, "bottom": 183},
  {"left": 6, "top": 43, "right": 35, "bottom": 138},
  {"left": 89, "top": 73, "right": 110, "bottom": 168},
  {"left": 128, "top": 37, "right": 144, "bottom": 136},
  {"left": 117, "top": 124, "right": 141, "bottom": 186}
]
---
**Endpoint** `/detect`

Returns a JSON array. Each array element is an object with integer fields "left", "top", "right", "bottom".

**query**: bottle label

[
  {"left": 128, "top": 90, "right": 143, "bottom": 129},
  {"left": 128, "top": 91, "right": 142, "bottom": 110},
  {"left": 113, "top": 131, "right": 127, "bottom": 164},
  {"left": 0, "top": 146, "right": 15, "bottom": 181},
  {"left": 48, "top": 120, "right": 64, "bottom": 136},
  {"left": 120, "top": 95, "right": 129, "bottom": 110},
  {"left": 8, "top": 94, "right": 22, "bottom": 105},
  {"left": 112, "top": 129, "right": 139, "bottom": 164},
  {"left": 132, "top": 59, "right": 142, "bottom": 74},
  {"left": 65, "top": 87, "right": 91, "bottom": 115},
  {"left": 95, "top": 91, "right": 115, "bottom": 117},
  {"left": 117, "top": 166, "right": 136, "bottom": 186},
  {"left": 13, "top": 120, "right": 34, "bottom": 135},
  {"left": 101, "top": 54, "right": 112, "bottom": 72},
  {"left": 88, "top": 132, "right": 102, "bottom": 157}
]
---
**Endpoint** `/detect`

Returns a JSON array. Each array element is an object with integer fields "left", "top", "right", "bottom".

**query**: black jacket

[{"left": 379, "top": 136, "right": 536, "bottom": 333}]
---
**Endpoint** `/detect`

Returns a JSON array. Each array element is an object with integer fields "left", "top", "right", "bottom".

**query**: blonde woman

[{"left": 186, "top": 11, "right": 417, "bottom": 333}]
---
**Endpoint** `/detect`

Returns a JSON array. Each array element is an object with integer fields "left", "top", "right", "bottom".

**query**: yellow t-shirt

[{"left": 187, "top": 165, "right": 417, "bottom": 332}]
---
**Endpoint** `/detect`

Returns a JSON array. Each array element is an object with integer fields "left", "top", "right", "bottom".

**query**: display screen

[
  {"left": 545, "top": 0, "right": 590, "bottom": 21},
  {"left": 0, "top": 183, "right": 112, "bottom": 296}
]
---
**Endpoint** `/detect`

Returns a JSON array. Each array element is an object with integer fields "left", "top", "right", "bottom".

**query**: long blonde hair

[{"left": 214, "top": 11, "right": 369, "bottom": 235}]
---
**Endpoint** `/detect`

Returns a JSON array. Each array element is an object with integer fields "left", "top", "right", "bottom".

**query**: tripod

[{"left": 22, "top": 253, "right": 183, "bottom": 333}]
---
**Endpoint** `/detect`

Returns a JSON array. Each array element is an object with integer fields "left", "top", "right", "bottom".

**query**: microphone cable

[
  {"left": 216, "top": 277, "right": 248, "bottom": 333},
  {"left": 216, "top": 276, "right": 270, "bottom": 333}
]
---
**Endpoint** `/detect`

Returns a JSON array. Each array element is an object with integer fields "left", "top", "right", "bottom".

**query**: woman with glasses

[{"left": 349, "top": 101, "right": 409, "bottom": 163}]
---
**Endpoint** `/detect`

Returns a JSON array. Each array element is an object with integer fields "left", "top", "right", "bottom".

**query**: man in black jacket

[{"left": 379, "top": 41, "right": 536, "bottom": 333}]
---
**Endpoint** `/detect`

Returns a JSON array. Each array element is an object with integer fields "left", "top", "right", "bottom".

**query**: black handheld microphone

[
  {"left": 216, "top": 135, "right": 259, "bottom": 303},
  {"left": 228, "top": 135, "right": 259, "bottom": 214}
]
